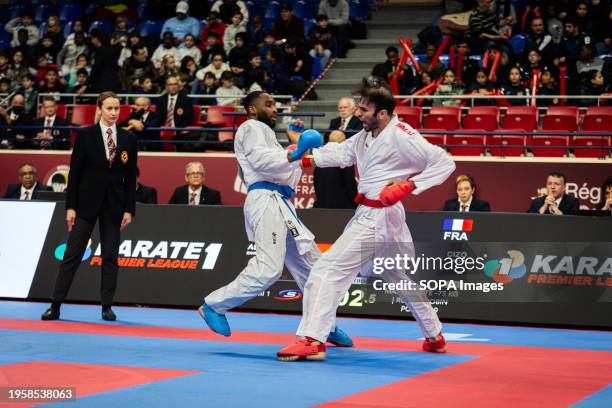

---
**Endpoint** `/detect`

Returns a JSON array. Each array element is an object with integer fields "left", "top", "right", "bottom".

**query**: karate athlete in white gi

[
  {"left": 198, "top": 91, "right": 353, "bottom": 347},
  {"left": 277, "top": 78, "right": 456, "bottom": 361}
]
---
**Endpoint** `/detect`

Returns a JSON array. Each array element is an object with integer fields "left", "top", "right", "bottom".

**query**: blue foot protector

[
  {"left": 198, "top": 304, "right": 231, "bottom": 337},
  {"left": 327, "top": 326, "right": 354, "bottom": 347}
]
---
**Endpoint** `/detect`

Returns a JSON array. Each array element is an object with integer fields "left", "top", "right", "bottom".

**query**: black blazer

[
  {"left": 32, "top": 116, "right": 71, "bottom": 150},
  {"left": 168, "top": 185, "right": 222, "bottom": 205},
  {"left": 443, "top": 197, "right": 491, "bottom": 212},
  {"left": 528, "top": 194, "right": 580, "bottom": 215},
  {"left": 313, "top": 166, "right": 358, "bottom": 209},
  {"left": 3, "top": 182, "right": 52, "bottom": 199},
  {"left": 66, "top": 125, "right": 138, "bottom": 222},
  {"left": 120, "top": 109, "right": 162, "bottom": 150},
  {"left": 328, "top": 116, "right": 362, "bottom": 139},
  {"left": 155, "top": 92, "right": 194, "bottom": 129},
  {"left": 87, "top": 44, "right": 120, "bottom": 92},
  {"left": 136, "top": 183, "right": 158, "bottom": 204}
]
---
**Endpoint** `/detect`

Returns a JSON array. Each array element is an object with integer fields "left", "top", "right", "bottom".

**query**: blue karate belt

[
  {"left": 247, "top": 181, "right": 296, "bottom": 200},
  {"left": 247, "top": 181, "right": 301, "bottom": 226}
]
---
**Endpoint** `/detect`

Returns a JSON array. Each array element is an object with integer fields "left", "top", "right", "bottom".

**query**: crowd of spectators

[{"left": 373, "top": 0, "right": 611, "bottom": 106}]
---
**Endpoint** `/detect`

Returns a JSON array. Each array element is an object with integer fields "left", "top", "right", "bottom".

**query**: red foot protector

[
  {"left": 277, "top": 337, "right": 326, "bottom": 361},
  {"left": 0, "top": 361, "right": 199, "bottom": 407},
  {"left": 422, "top": 332, "right": 447, "bottom": 353}
]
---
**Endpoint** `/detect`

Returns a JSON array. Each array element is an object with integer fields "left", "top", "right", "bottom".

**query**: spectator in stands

[
  {"left": 17, "top": 74, "right": 38, "bottom": 116},
  {"left": 161, "top": 1, "right": 201, "bottom": 45},
  {"left": 152, "top": 32, "right": 181, "bottom": 70},
  {"left": 68, "top": 68, "right": 89, "bottom": 93},
  {"left": 249, "top": 15, "right": 266, "bottom": 49},
  {"left": 371, "top": 46, "right": 415, "bottom": 93},
  {"left": 266, "top": 47, "right": 291, "bottom": 94},
  {"left": 10, "top": 51, "right": 33, "bottom": 88},
  {"left": 228, "top": 32, "right": 252, "bottom": 86},
  {"left": 443, "top": 174, "right": 491, "bottom": 212},
  {"left": 528, "top": 172, "right": 580, "bottom": 215},
  {"left": 43, "top": 15, "right": 63, "bottom": 47},
  {"left": 577, "top": 69, "right": 607, "bottom": 106},
  {"left": 467, "top": 70, "right": 496, "bottom": 105},
  {"left": 196, "top": 52, "right": 230, "bottom": 81},
  {"left": 135, "top": 75, "right": 158, "bottom": 95},
  {"left": 158, "top": 54, "right": 180, "bottom": 86},
  {"left": 0, "top": 78, "right": 10, "bottom": 93},
  {"left": 2, "top": 163, "right": 52, "bottom": 200},
  {"left": 313, "top": 131, "right": 358, "bottom": 209},
  {"left": 596, "top": 176, "right": 612, "bottom": 212},
  {"left": 136, "top": 167, "right": 158, "bottom": 204},
  {"left": 36, "top": 34, "right": 61, "bottom": 68},
  {"left": 179, "top": 34, "right": 203, "bottom": 67},
  {"left": 110, "top": 15, "right": 130, "bottom": 48},
  {"left": 58, "top": 31, "right": 88, "bottom": 78},
  {"left": 120, "top": 44, "right": 157, "bottom": 93},
  {"left": 223, "top": 12, "right": 247, "bottom": 55},
  {"left": 180, "top": 56, "right": 200, "bottom": 93},
  {"left": 13, "top": 29, "right": 36, "bottom": 66},
  {"left": 244, "top": 52, "right": 269, "bottom": 93},
  {"left": 536, "top": 68, "right": 560, "bottom": 107},
  {"left": 63, "top": 20, "right": 86, "bottom": 48},
  {"left": 420, "top": 43, "right": 446, "bottom": 78},
  {"left": 501, "top": 66, "right": 530, "bottom": 105},
  {"left": 199, "top": 72, "right": 219, "bottom": 101},
  {"left": 5, "top": 11, "right": 39, "bottom": 48},
  {"left": 465, "top": 0, "right": 514, "bottom": 54},
  {"left": 308, "top": 15, "right": 334, "bottom": 69},
  {"left": 590, "top": 0, "right": 612, "bottom": 55},
  {"left": 433, "top": 69, "right": 465, "bottom": 106},
  {"left": 274, "top": 4, "right": 306, "bottom": 46},
  {"left": 0, "top": 52, "right": 15, "bottom": 87},
  {"left": 156, "top": 75, "right": 194, "bottom": 149},
  {"left": 318, "top": 0, "right": 351, "bottom": 58},
  {"left": 215, "top": 71, "right": 243, "bottom": 107},
  {"left": 211, "top": 0, "right": 249, "bottom": 26},
  {"left": 120, "top": 96, "right": 161, "bottom": 151},
  {"left": 328, "top": 96, "right": 362, "bottom": 139},
  {"left": 523, "top": 17, "right": 558, "bottom": 66},
  {"left": 520, "top": 49, "right": 545, "bottom": 80},
  {"left": 258, "top": 32, "right": 283, "bottom": 62},
  {"left": 118, "top": 32, "right": 144, "bottom": 67},
  {"left": 79, "top": 29, "right": 120, "bottom": 93},
  {"left": 574, "top": 1, "right": 593, "bottom": 35},
  {"left": 455, "top": 41, "right": 480, "bottom": 86},
  {"left": 576, "top": 44, "right": 605, "bottom": 75},
  {"left": 201, "top": 32, "right": 224, "bottom": 66},
  {"left": 559, "top": 15, "right": 590, "bottom": 77},
  {"left": 39, "top": 68, "right": 66, "bottom": 93},
  {"left": 32, "top": 97, "right": 70, "bottom": 150},
  {"left": 201, "top": 12, "right": 227, "bottom": 48},
  {"left": 284, "top": 41, "right": 312, "bottom": 80},
  {"left": 0, "top": 94, "right": 34, "bottom": 149},
  {"left": 169, "top": 162, "right": 222, "bottom": 205}
]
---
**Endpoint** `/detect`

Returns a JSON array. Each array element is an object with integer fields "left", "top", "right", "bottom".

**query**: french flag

[{"left": 443, "top": 219, "right": 473, "bottom": 232}]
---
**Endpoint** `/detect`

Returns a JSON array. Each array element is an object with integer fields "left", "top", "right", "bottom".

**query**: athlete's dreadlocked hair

[{"left": 355, "top": 76, "right": 396, "bottom": 115}]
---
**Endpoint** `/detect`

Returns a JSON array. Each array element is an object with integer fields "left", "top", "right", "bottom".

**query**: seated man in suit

[
  {"left": 328, "top": 96, "right": 362, "bottom": 140},
  {"left": 32, "top": 97, "right": 71, "bottom": 150},
  {"left": 443, "top": 174, "right": 490, "bottom": 212},
  {"left": 3, "top": 163, "right": 53, "bottom": 200},
  {"left": 169, "top": 162, "right": 222, "bottom": 205},
  {"left": 156, "top": 75, "right": 195, "bottom": 151},
  {"left": 136, "top": 167, "right": 158, "bottom": 204},
  {"left": 313, "top": 131, "right": 358, "bottom": 209},
  {"left": 0, "top": 94, "right": 35, "bottom": 149},
  {"left": 528, "top": 172, "right": 580, "bottom": 215},
  {"left": 120, "top": 96, "right": 161, "bottom": 151}
]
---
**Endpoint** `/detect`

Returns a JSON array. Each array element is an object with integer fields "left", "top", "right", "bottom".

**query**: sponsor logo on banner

[
  {"left": 43, "top": 165, "right": 70, "bottom": 192},
  {"left": 53, "top": 239, "right": 223, "bottom": 271},
  {"left": 442, "top": 219, "right": 473, "bottom": 241},
  {"left": 273, "top": 289, "right": 302, "bottom": 301},
  {"left": 484, "top": 250, "right": 527, "bottom": 284},
  {"left": 483, "top": 250, "right": 612, "bottom": 287}
]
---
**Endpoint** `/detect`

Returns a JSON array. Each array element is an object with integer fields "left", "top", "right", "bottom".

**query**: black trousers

[{"left": 51, "top": 208, "right": 121, "bottom": 306}]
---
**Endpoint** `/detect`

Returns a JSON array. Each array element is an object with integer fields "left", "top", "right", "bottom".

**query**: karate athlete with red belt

[
  {"left": 277, "top": 78, "right": 456, "bottom": 361},
  {"left": 199, "top": 91, "right": 353, "bottom": 348}
]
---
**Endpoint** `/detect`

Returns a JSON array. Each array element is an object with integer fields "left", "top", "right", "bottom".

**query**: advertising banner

[{"left": 1, "top": 152, "right": 610, "bottom": 212}]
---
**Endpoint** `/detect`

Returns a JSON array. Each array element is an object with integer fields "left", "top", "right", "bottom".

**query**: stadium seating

[
  {"left": 572, "top": 133, "right": 611, "bottom": 158},
  {"left": 463, "top": 106, "right": 500, "bottom": 131},
  {"left": 531, "top": 135, "right": 569, "bottom": 157},
  {"left": 395, "top": 106, "right": 422, "bottom": 129},
  {"left": 88, "top": 20, "right": 112, "bottom": 36},
  {"left": 541, "top": 106, "right": 579, "bottom": 132},
  {"left": 70, "top": 105, "right": 97, "bottom": 126},
  {"left": 59, "top": 4, "right": 82, "bottom": 23},
  {"left": 447, "top": 134, "right": 486, "bottom": 156},
  {"left": 488, "top": 131, "right": 525, "bottom": 156},
  {"left": 118, "top": 105, "right": 132, "bottom": 123},
  {"left": 205, "top": 106, "right": 236, "bottom": 126},
  {"left": 582, "top": 106, "right": 612, "bottom": 131},
  {"left": 140, "top": 20, "right": 164, "bottom": 38},
  {"left": 424, "top": 106, "right": 460, "bottom": 130},
  {"left": 501, "top": 106, "right": 538, "bottom": 131}
]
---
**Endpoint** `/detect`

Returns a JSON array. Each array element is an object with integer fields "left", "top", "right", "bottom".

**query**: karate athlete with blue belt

[{"left": 199, "top": 91, "right": 352, "bottom": 347}]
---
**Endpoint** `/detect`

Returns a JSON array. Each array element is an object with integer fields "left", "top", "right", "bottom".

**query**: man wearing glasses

[
  {"left": 3, "top": 163, "right": 52, "bottom": 200},
  {"left": 168, "top": 162, "right": 222, "bottom": 205}
]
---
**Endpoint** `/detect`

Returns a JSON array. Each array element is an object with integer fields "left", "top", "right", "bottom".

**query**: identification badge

[
  {"left": 121, "top": 150, "right": 128, "bottom": 164},
  {"left": 176, "top": 107, "right": 184, "bottom": 116}
]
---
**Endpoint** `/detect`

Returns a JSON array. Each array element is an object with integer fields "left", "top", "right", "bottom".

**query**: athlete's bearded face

[
  {"left": 356, "top": 97, "right": 379, "bottom": 132},
  {"left": 253, "top": 93, "right": 277, "bottom": 128}
]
